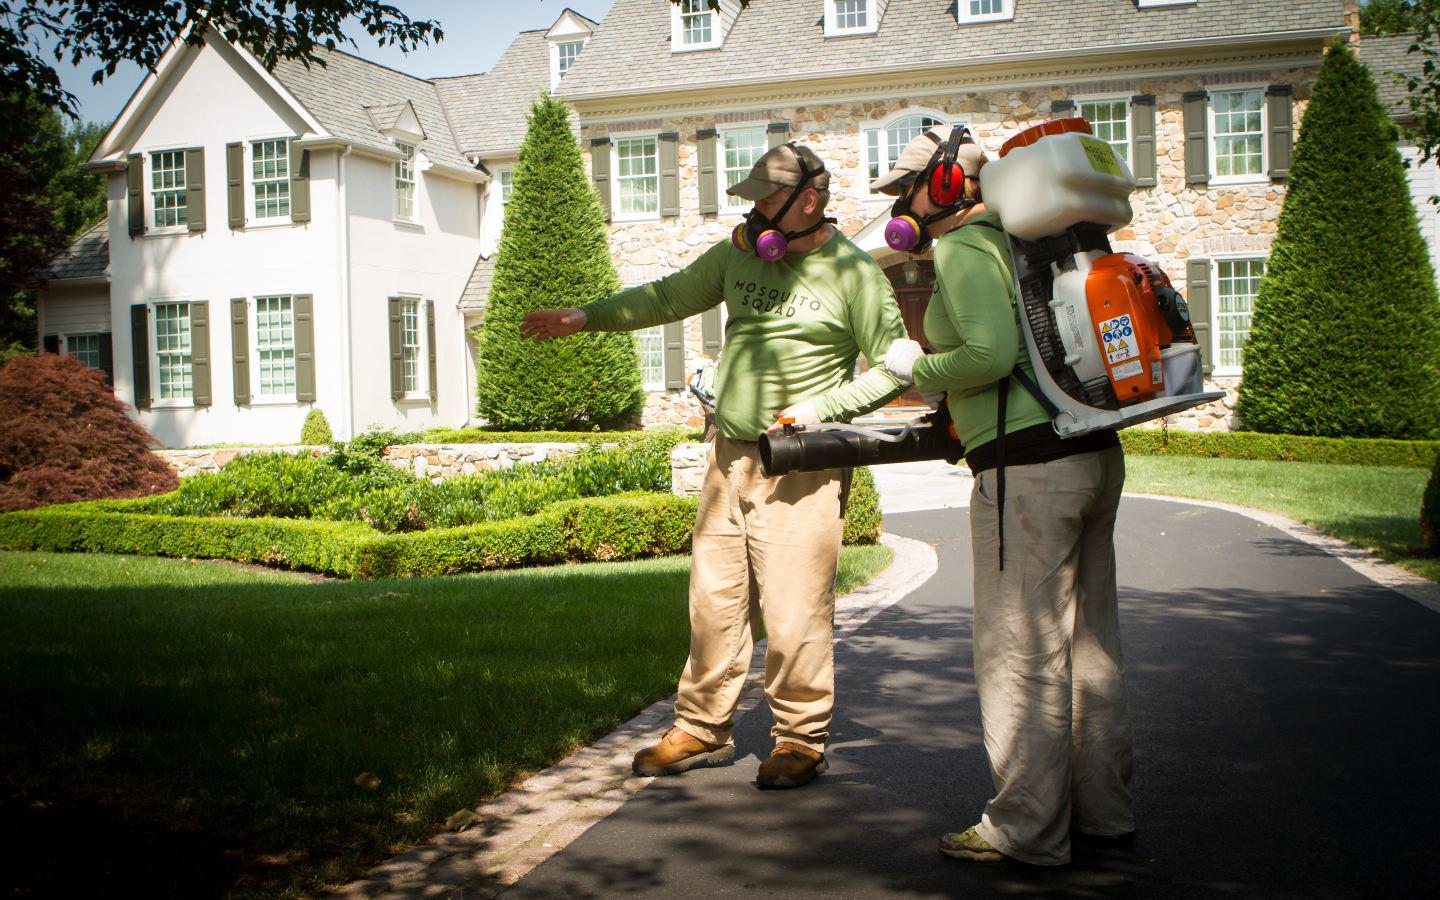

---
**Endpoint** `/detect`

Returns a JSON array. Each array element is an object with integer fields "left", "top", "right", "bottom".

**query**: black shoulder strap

[{"left": 1009, "top": 365, "right": 1059, "bottom": 419}]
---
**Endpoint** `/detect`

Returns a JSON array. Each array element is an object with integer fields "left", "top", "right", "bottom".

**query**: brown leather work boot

[
  {"left": 632, "top": 726, "right": 735, "bottom": 777},
  {"left": 755, "top": 741, "right": 828, "bottom": 789}
]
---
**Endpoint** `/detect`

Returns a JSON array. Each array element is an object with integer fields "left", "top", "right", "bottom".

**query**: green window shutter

[
  {"left": 1051, "top": 98, "right": 1076, "bottom": 117},
  {"left": 388, "top": 297, "right": 404, "bottom": 400},
  {"left": 226, "top": 142, "right": 244, "bottom": 229},
  {"left": 290, "top": 144, "right": 311, "bottom": 223},
  {"left": 425, "top": 299, "right": 437, "bottom": 405},
  {"left": 697, "top": 128, "right": 718, "bottom": 215},
  {"left": 294, "top": 294, "right": 315, "bottom": 403},
  {"left": 130, "top": 304, "right": 150, "bottom": 409},
  {"left": 1130, "top": 94, "right": 1157, "bottom": 188},
  {"left": 230, "top": 297, "right": 250, "bottom": 406},
  {"left": 1186, "top": 258, "right": 1213, "bottom": 377},
  {"left": 42, "top": 335, "right": 59, "bottom": 354},
  {"left": 1183, "top": 90, "right": 1209, "bottom": 187},
  {"left": 701, "top": 308, "right": 722, "bottom": 358},
  {"left": 590, "top": 137, "right": 611, "bottom": 221},
  {"left": 185, "top": 147, "right": 205, "bottom": 232},
  {"left": 659, "top": 132, "right": 679, "bottom": 217},
  {"left": 190, "top": 301, "right": 212, "bottom": 407},
  {"left": 98, "top": 332, "right": 114, "bottom": 384},
  {"left": 767, "top": 122, "right": 788, "bottom": 149},
  {"left": 663, "top": 320, "right": 685, "bottom": 390},
  {"left": 1266, "top": 84, "right": 1294, "bottom": 181},
  {"left": 127, "top": 154, "right": 144, "bottom": 237}
]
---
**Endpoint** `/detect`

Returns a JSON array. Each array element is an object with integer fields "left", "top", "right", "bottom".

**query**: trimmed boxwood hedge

[{"left": 1119, "top": 428, "right": 1439, "bottom": 469}]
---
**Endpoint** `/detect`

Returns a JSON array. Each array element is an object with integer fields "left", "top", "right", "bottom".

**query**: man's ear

[{"left": 800, "top": 187, "right": 822, "bottom": 216}]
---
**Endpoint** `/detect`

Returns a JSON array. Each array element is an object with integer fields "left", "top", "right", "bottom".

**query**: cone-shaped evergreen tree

[
  {"left": 1236, "top": 38, "right": 1440, "bottom": 439},
  {"left": 474, "top": 94, "right": 643, "bottom": 429}
]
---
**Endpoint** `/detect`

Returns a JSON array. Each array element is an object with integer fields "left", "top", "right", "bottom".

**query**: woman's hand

[
  {"left": 520, "top": 308, "right": 587, "bottom": 342},
  {"left": 767, "top": 400, "right": 821, "bottom": 432}
]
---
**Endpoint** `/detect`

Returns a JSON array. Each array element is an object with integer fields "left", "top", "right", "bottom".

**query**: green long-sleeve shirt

[
  {"left": 581, "top": 232, "right": 908, "bottom": 441},
  {"left": 911, "top": 212, "right": 1051, "bottom": 450}
]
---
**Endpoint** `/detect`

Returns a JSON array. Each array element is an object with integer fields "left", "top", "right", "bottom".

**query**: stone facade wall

[
  {"left": 586, "top": 63, "right": 1319, "bottom": 434},
  {"left": 154, "top": 443, "right": 602, "bottom": 480}
]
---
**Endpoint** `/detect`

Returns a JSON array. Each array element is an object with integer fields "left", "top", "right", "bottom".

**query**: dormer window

[
  {"left": 557, "top": 40, "right": 584, "bottom": 75},
  {"left": 545, "top": 9, "right": 596, "bottom": 88},
  {"left": 674, "top": 0, "right": 720, "bottom": 50},
  {"left": 958, "top": 0, "right": 1014, "bottom": 23},
  {"left": 826, "top": 0, "right": 879, "bottom": 36}
]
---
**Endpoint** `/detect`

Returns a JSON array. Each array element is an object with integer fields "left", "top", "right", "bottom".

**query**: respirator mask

[
  {"left": 883, "top": 126, "right": 979, "bottom": 255},
  {"left": 731, "top": 142, "right": 837, "bottom": 261}
]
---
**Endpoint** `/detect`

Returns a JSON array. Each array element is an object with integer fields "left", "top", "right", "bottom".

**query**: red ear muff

[{"left": 928, "top": 163, "right": 967, "bottom": 206}]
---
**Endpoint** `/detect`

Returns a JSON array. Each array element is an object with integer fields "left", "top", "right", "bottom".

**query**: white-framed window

[
  {"left": 673, "top": 0, "right": 720, "bottom": 50},
  {"left": 1210, "top": 88, "right": 1266, "bottom": 183},
  {"left": 253, "top": 295, "right": 297, "bottom": 399},
  {"left": 958, "top": 0, "right": 1014, "bottom": 23},
  {"left": 65, "top": 333, "right": 101, "bottom": 369},
  {"left": 634, "top": 325, "right": 665, "bottom": 391},
  {"left": 557, "top": 39, "right": 584, "bottom": 75},
  {"left": 251, "top": 138, "right": 290, "bottom": 221},
  {"left": 1213, "top": 256, "right": 1266, "bottom": 375},
  {"left": 401, "top": 297, "right": 424, "bottom": 397},
  {"left": 152, "top": 301, "right": 193, "bottom": 403},
  {"left": 614, "top": 136, "right": 659, "bottom": 219},
  {"left": 150, "top": 149, "right": 187, "bottom": 230},
  {"left": 720, "top": 126, "right": 767, "bottom": 212},
  {"left": 395, "top": 142, "right": 417, "bottom": 220},
  {"left": 1078, "top": 98, "right": 1130, "bottom": 163},
  {"left": 497, "top": 167, "right": 514, "bottom": 205},
  {"left": 826, "top": 0, "right": 878, "bottom": 35},
  {"left": 863, "top": 111, "right": 959, "bottom": 196}
]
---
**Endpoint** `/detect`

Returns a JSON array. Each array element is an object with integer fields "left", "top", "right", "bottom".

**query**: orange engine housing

[{"left": 1085, "top": 254, "right": 1192, "bottom": 404}]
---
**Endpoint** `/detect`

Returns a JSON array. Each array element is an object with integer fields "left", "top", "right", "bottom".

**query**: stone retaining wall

[
  {"left": 154, "top": 443, "right": 603, "bottom": 480},
  {"left": 670, "top": 442, "right": 710, "bottom": 497}
]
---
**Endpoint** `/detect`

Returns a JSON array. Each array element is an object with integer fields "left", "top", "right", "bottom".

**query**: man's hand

[
  {"left": 520, "top": 308, "right": 586, "bottom": 342},
  {"left": 767, "top": 400, "right": 821, "bottom": 433},
  {"left": 882, "top": 338, "right": 925, "bottom": 384}
]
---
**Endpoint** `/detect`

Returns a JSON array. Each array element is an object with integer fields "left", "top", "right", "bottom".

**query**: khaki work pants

[
  {"left": 968, "top": 445, "right": 1134, "bottom": 866},
  {"left": 674, "top": 434, "right": 846, "bottom": 754}
]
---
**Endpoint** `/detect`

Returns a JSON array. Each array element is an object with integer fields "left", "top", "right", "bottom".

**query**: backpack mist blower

[{"left": 760, "top": 117, "right": 1223, "bottom": 477}]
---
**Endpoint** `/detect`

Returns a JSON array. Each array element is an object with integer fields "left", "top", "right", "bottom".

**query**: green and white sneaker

[{"left": 939, "top": 826, "right": 1006, "bottom": 863}]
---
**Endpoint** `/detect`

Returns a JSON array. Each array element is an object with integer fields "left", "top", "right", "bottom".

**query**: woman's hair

[{"left": 964, "top": 154, "right": 988, "bottom": 203}]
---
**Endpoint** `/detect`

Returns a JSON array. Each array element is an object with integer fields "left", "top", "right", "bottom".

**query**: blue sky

[{"left": 47, "top": 0, "right": 616, "bottom": 126}]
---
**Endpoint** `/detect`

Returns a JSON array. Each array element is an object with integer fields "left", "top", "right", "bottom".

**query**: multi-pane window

[
  {"left": 557, "top": 40, "right": 584, "bottom": 75},
  {"left": 154, "top": 302, "right": 193, "bottom": 400},
  {"left": 498, "top": 168, "right": 514, "bottom": 205},
  {"left": 722, "top": 127, "right": 767, "bottom": 210},
  {"left": 679, "top": 0, "right": 713, "bottom": 46},
  {"left": 634, "top": 326, "right": 665, "bottom": 390},
  {"left": 616, "top": 137, "right": 659, "bottom": 216},
  {"left": 1215, "top": 258, "right": 1265, "bottom": 371},
  {"left": 834, "top": 0, "right": 869, "bottom": 29},
  {"left": 401, "top": 298, "right": 422, "bottom": 394},
  {"left": 1212, "top": 89, "right": 1265, "bottom": 179},
  {"left": 866, "top": 114, "right": 946, "bottom": 185},
  {"left": 66, "top": 333, "right": 100, "bottom": 369},
  {"left": 254, "top": 296, "right": 296, "bottom": 397},
  {"left": 965, "top": 0, "right": 1006, "bottom": 17},
  {"left": 395, "top": 142, "right": 417, "bottom": 220},
  {"left": 150, "top": 150, "right": 187, "bottom": 229},
  {"left": 1079, "top": 99, "right": 1129, "bottom": 163},
  {"left": 252, "top": 139, "right": 290, "bottom": 220}
]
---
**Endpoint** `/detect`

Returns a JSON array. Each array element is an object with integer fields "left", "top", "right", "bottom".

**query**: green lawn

[
  {"left": 1124, "top": 455, "right": 1438, "bottom": 583},
  {"left": 0, "top": 544, "right": 892, "bottom": 898}
]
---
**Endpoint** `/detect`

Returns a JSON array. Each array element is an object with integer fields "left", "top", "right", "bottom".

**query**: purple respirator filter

[
  {"left": 884, "top": 215, "right": 922, "bottom": 253},
  {"left": 731, "top": 224, "right": 789, "bottom": 261}
]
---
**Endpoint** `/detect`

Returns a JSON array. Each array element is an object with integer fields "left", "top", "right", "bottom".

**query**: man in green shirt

[{"left": 522, "top": 143, "right": 916, "bottom": 789}]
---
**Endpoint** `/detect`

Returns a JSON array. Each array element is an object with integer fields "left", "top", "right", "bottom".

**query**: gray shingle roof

[
  {"left": 1360, "top": 33, "right": 1424, "bottom": 119},
  {"left": 435, "top": 30, "right": 552, "bottom": 157},
  {"left": 45, "top": 220, "right": 108, "bottom": 281},
  {"left": 270, "top": 48, "right": 474, "bottom": 172},
  {"left": 559, "top": 0, "right": 1348, "bottom": 99},
  {"left": 459, "top": 254, "right": 494, "bottom": 312}
]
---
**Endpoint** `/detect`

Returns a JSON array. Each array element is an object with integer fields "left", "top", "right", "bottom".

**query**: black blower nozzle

[{"left": 758, "top": 406, "right": 966, "bottom": 477}]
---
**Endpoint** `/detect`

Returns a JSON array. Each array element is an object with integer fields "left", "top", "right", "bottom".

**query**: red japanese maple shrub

[{"left": 0, "top": 354, "right": 177, "bottom": 511}]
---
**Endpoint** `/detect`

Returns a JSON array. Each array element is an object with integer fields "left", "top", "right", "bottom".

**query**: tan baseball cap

[
  {"left": 870, "top": 124, "right": 985, "bottom": 196},
  {"left": 725, "top": 142, "right": 832, "bottom": 201}
]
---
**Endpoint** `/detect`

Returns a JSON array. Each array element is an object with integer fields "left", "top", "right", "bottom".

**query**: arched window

[{"left": 864, "top": 111, "right": 958, "bottom": 189}]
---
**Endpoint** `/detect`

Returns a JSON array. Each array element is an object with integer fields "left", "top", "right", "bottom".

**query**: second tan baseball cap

[
  {"left": 870, "top": 124, "right": 984, "bottom": 196},
  {"left": 725, "top": 142, "right": 832, "bottom": 201}
]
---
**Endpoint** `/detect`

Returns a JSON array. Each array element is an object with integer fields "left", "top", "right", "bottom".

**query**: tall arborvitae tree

[
  {"left": 474, "top": 94, "right": 643, "bottom": 430},
  {"left": 1236, "top": 38, "right": 1440, "bottom": 439}
]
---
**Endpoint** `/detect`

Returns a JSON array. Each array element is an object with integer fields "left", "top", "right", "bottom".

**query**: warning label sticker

[
  {"left": 1099, "top": 314, "right": 1138, "bottom": 368},
  {"left": 1112, "top": 360, "right": 1143, "bottom": 381}
]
